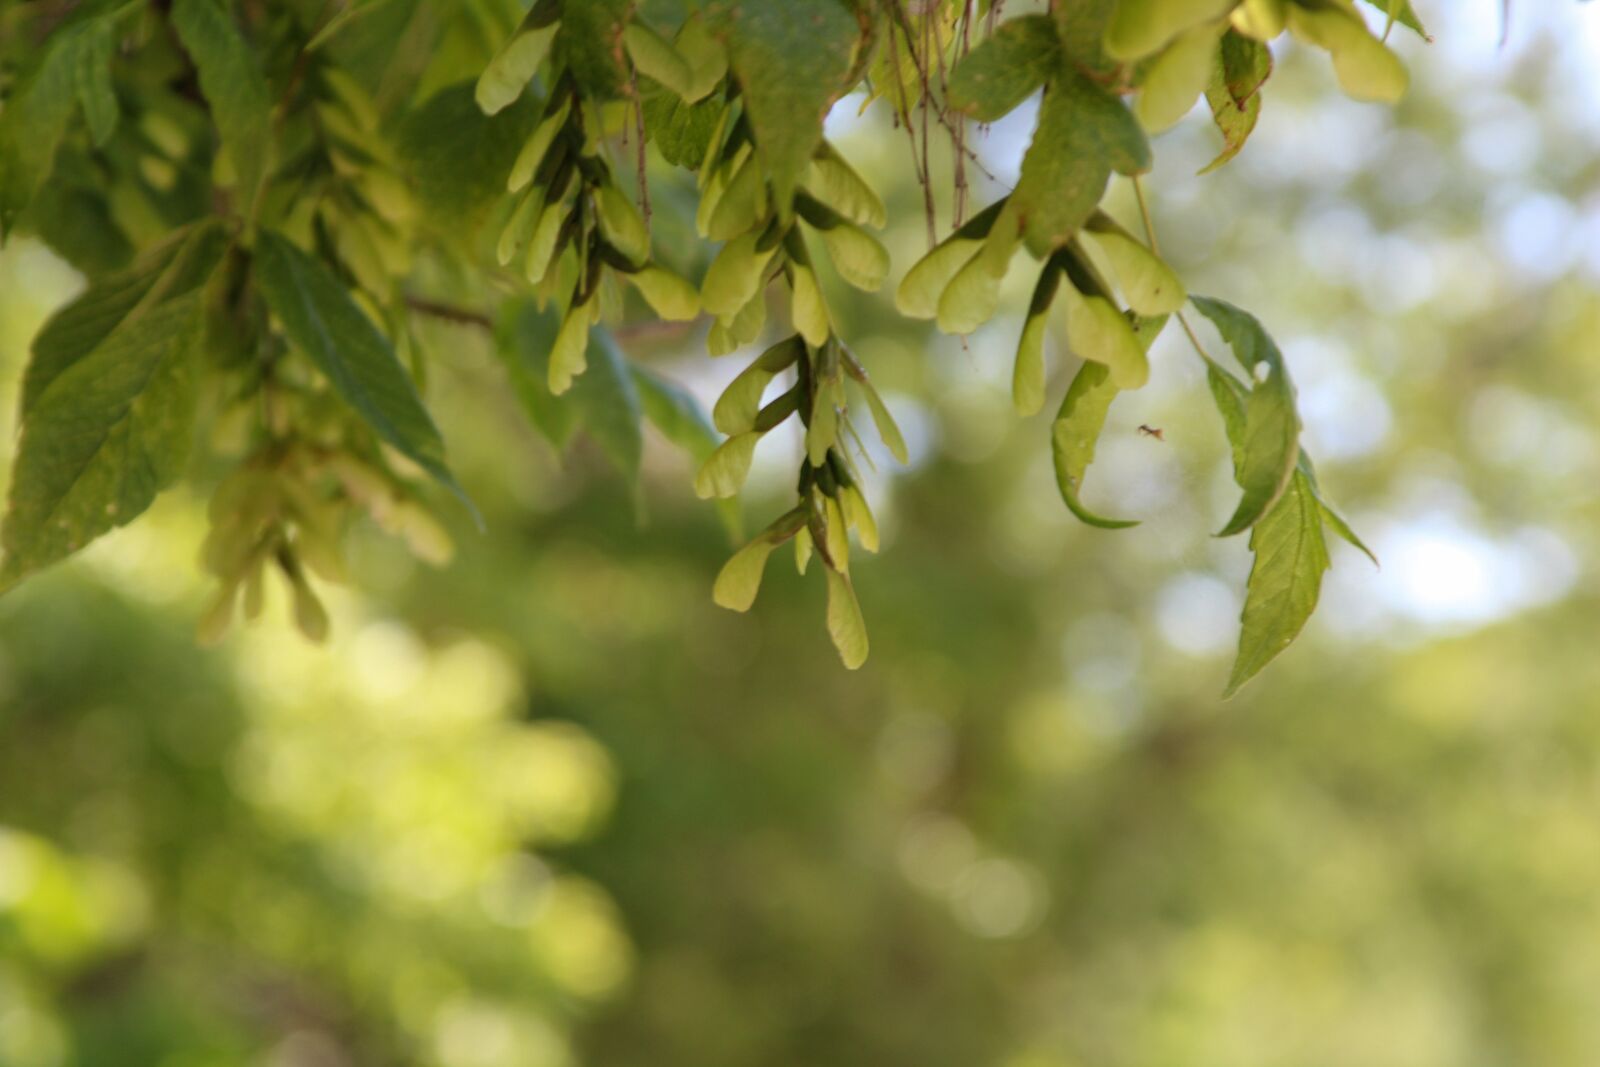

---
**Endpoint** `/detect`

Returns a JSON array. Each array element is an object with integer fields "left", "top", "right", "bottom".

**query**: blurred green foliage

[{"left": 7, "top": 4, "right": 1600, "bottom": 1067}]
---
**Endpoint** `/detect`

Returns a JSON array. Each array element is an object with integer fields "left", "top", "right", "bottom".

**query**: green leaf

[
  {"left": 804, "top": 142, "right": 886, "bottom": 229},
  {"left": 2, "top": 218, "right": 229, "bottom": 588},
  {"left": 706, "top": 152, "right": 769, "bottom": 241},
  {"left": 1012, "top": 69, "right": 1150, "bottom": 257},
  {"left": 557, "top": 0, "right": 631, "bottom": 97},
  {"left": 714, "top": 337, "right": 802, "bottom": 435},
  {"left": 253, "top": 231, "right": 471, "bottom": 513},
  {"left": 1, "top": 294, "right": 206, "bottom": 591},
  {"left": 597, "top": 183, "right": 651, "bottom": 265},
  {"left": 1053, "top": 0, "right": 1120, "bottom": 77},
  {"left": 790, "top": 260, "right": 831, "bottom": 347},
  {"left": 172, "top": 0, "right": 273, "bottom": 214},
  {"left": 946, "top": 15, "right": 1060, "bottom": 122},
  {"left": 74, "top": 20, "right": 118, "bottom": 148},
  {"left": 1051, "top": 314, "right": 1166, "bottom": 530},
  {"left": 0, "top": 22, "right": 88, "bottom": 235},
  {"left": 1084, "top": 215, "right": 1186, "bottom": 315},
  {"left": 1297, "top": 452, "right": 1379, "bottom": 566},
  {"left": 569, "top": 330, "right": 643, "bottom": 484},
  {"left": 1052, "top": 361, "right": 1136, "bottom": 529},
  {"left": 634, "top": 366, "right": 743, "bottom": 539},
  {"left": 725, "top": 0, "right": 864, "bottom": 210},
  {"left": 694, "top": 431, "right": 763, "bottom": 499},
  {"left": 399, "top": 82, "right": 541, "bottom": 234},
  {"left": 476, "top": 2, "right": 559, "bottom": 114},
  {"left": 894, "top": 199, "right": 1006, "bottom": 319},
  {"left": 624, "top": 22, "right": 693, "bottom": 98},
  {"left": 1105, "top": 0, "right": 1234, "bottom": 61},
  {"left": 702, "top": 232, "right": 777, "bottom": 319},
  {"left": 508, "top": 96, "right": 572, "bottom": 193},
  {"left": 1224, "top": 468, "right": 1329, "bottom": 697},
  {"left": 817, "top": 220, "right": 890, "bottom": 292},
  {"left": 1192, "top": 295, "right": 1300, "bottom": 536},
  {"left": 824, "top": 567, "right": 869, "bottom": 670},
  {"left": 847, "top": 369, "right": 909, "bottom": 466},
  {"left": 548, "top": 303, "right": 592, "bottom": 396},
  {"left": 1285, "top": 5, "right": 1408, "bottom": 104},
  {"left": 713, "top": 508, "right": 805, "bottom": 611},
  {"left": 1014, "top": 262, "right": 1062, "bottom": 417},
  {"left": 673, "top": 14, "right": 728, "bottom": 103},
  {"left": 1357, "top": 0, "right": 1427, "bottom": 38},
  {"left": 1061, "top": 284, "right": 1147, "bottom": 390},
  {"left": 1200, "top": 30, "right": 1271, "bottom": 173},
  {"left": 23, "top": 221, "right": 230, "bottom": 419},
  {"left": 626, "top": 266, "right": 702, "bottom": 321},
  {"left": 1135, "top": 20, "right": 1222, "bottom": 133},
  {"left": 497, "top": 301, "right": 579, "bottom": 450},
  {"left": 642, "top": 86, "right": 725, "bottom": 168}
]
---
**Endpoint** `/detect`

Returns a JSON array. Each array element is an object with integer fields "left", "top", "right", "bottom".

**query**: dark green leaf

[
  {"left": 946, "top": 15, "right": 1060, "bottom": 122},
  {"left": 24, "top": 221, "right": 230, "bottom": 418},
  {"left": 725, "top": 0, "right": 865, "bottom": 210},
  {"left": 558, "top": 0, "right": 632, "bottom": 97},
  {"left": 1224, "top": 468, "right": 1329, "bottom": 697},
  {"left": 1, "top": 293, "right": 208, "bottom": 591},
  {"left": 1012, "top": 69, "right": 1149, "bottom": 257},
  {"left": 399, "top": 82, "right": 540, "bottom": 234},
  {"left": 254, "top": 231, "right": 471, "bottom": 513},
  {"left": 1192, "top": 295, "right": 1299, "bottom": 537},
  {"left": 0, "top": 23, "right": 85, "bottom": 235},
  {"left": 74, "top": 20, "right": 118, "bottom": 148},
  {"left": 570, "top": 331, "right": 644, "bottom": 485},
  {"left": 171, "top": 0, "right": 273, "bottom": 215}
]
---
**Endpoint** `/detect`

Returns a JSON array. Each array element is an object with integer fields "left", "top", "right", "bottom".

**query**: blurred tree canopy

[{"left": 7, "top": 1, "right": 1600, "bottom": 1066}]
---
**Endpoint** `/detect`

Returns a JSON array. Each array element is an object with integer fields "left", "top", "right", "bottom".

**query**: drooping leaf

[
  {"left": 568, "top": 330, "right": 643, "bottom": 484},
  {"left": 1084, "top": 215, "right": 1186, "bottom": 315},
  {"left": 1357, "top": 0, "right": 1427, "bottom": 38},
  {"left": 724, "top": 0, "right": 864, "bottom": 210},
  {"left": 1014, "top": 262, "right": 1062, "bottom": 417},
  {"left": 254, "top": 231, "right": 470, "bottom": 512},
  {"left": 1012, "top": 69, "right": 1150, "bottom": 256},
  {"left": 1192, "top": 295, "right": 1300, "bottom": 536},
  {"left": 172, "top": 0, "right": 273, "bottom": 213},
  {"left": 624, "top": 21, "right": 693, "bottom": 98},
  {"left": 694, "top": 431, "right": 763, "bottom": 499},
  {"left": 556, "top": 0, "right": 631, "bottom": 96},
  {"left": 1061, "top": 284, "right": 1148, "bottom": 390},
  {"left": 804, "top": 142, "right": 886, "bottom": 229},
  {"left": 73, "top": 20, "right": 119, "bottom": 149},
  {"left": 1200, "top": 30, "right": 1271, "bottom": 173},
  {"left": 476, "top": 1, "right": 559, "bottom": 114},
  {"left": 23, "top": 221, "right": 230, "bottom": 418},
  {"left": 817, "top": 220, "right": 889, "bottom": 292},
  {"left": 894, "top": 199, "right": 1006, "bottom": 319},
  {"left": 713, "top": 508, "right": 805, "bottom": 611},
  {"left": 626, "top": 266, "right": 702, "bottom": 321},
  {"left": 0, "top": 22, "right": 89, "bottom": 235},
  {"left": 946, "top": 15, "right": 1060, "bottom": 122},
  {"left": 1051, "top": 315, "right": 1165, "bottom": 530},
  {"left": 824, "top": 566, "right": 869, "bottom": 670},
  {"left": 1224, "top": 468, "right": 1329, "bottom": 696},
  {"left": 1135, "top": 20, "right": 1222, "bottom": 133},
  {"left": 714, "top": 336, "right": 801, "bottom": 435},
  {"left": 1286, "top": 5, "right": 1408, "bottom": 104},
  {"left": 1105, "top": 0, "right": 1233, "bottom": 61},
  {"left": 2, "top": 294, "right": 208, "bottom": 591},
  {"left": 399, "top": 82, "right": 541, "bottom": 233}
]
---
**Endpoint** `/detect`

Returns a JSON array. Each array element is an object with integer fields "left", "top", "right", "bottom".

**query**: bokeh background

[{"left": 6, "top": 2, "right": 1600, "bottom": 1064}]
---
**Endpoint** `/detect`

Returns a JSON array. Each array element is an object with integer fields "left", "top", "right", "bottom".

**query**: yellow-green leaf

[
  {"left": 824, "top": 567, "right": 869, "bottom": 670},
  {"left": 626, "top": 265, "right": 701, "bottom": 321},
  {"left": 1062, "top": 284, "right": 1147, "bottom": 389},
  {"left": 694, "top": 431, "right": 762, "bottom": 498}
]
